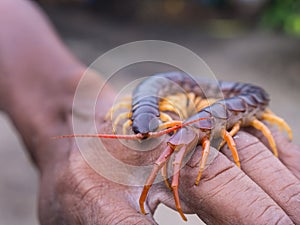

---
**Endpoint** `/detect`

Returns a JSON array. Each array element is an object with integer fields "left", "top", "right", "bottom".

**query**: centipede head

[{"left": 132, "top": 113, "right": 160, "bottom": 138}]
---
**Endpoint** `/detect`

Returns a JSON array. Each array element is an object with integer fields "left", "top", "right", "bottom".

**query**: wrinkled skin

[{"left": 0, "top": 1, "right": 300, "bottom": 225}]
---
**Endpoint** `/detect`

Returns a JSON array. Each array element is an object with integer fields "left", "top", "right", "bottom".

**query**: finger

[
  {"left": 245, "top": 125, "right": 300, "bottom": 179},
  {"left": 146, "top": 182, "right": 194, "bottom": 216},
  {"left": 221, "top": 131, "right": 300, "bottom": 224},
  {"left": 178, "top": 147, "right": 294, "bottom": 225}
]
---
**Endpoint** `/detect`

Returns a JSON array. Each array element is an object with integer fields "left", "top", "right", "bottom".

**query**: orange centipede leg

[
  {"left": 122, "top": 119, "right": 132, "bottom": 134},
  {"left": 139, "top": 145, "right": 174, "bottom": 215},
  {"left": 160, "top": 111, "right": 173, "bottom": 122},
  {"left": 218, "top": 122, "right": 241, "bottom": 149},
  {"left": 113, "top": 112, "right": 130, "bottom": 127},
  {"left": 158, "top": 120, "right": 183, "bottom": 131},
  {"left": 195, "top": 137, "right": 210, "bottom": 186},
  {"left": 196, "top": 98, "right": 218, "bottom": 112},
  {"left": 105, "top": 101, "right": 131, "bottom": 120},
  {"left": 193, "top": 96, "right": 202, "bottom": 108},
  {"left": 159, "top": 102, "right": 183, "bottom": 118},
  {"left": 250, "top": 119, "right": 278, "bottom": 157},
  {"left": 161, "top": 162, "right": 172, "bottom": 190},
  {"left": 221, "top": 129, "right": 241, "bottom": 168},
  {"left": 261, "top": 112, "right": 293, "bottom": 141},
  {"left": 171, "top": 146, "right": 188, "bottom": 221}
]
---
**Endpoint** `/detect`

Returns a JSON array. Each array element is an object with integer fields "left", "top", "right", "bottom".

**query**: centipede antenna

[
  {"left": 148, "top": 125, "right": 183, "bottom": 138},
  {"left": 149, "top": 117, "right": 210, "bottom": 138},
  {"left": 184, "top": 117, "right": 211, "bottom": 126},
  {"left": 52, "top": 133, "right": 144, "bottom": 140},
  {"left": 53, "top": 117, "right": 210, "bottom": 141},
  {"left": 53, "top": 126, "right": 181, "bottom": 141}
]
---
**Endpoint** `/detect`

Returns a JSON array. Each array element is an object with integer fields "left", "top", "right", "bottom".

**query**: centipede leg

[
  {"left": 187, "top": 92, "right": 196, "bottom": 103},
  {"left": 195, "top": 137, "right": 210, "bottom": 186},
  {"left": 186, "top": 92, "right": 195, "bottom": 110},
  {"left": 160, "top": 112, "right": 173, "bottom": 122},
  {"left": 158, "top": 120, "right": 183, "bottom": 131},
  {"left": 196, "top": 98, "right": 218, "bottom": 112},
  {"left": 261, "top": 112, "right": 293, "bottom": 141},
  {"left": 139, "top": 145, "right": 174, "bottom": 215},
  {"left": 159, "top": 102, "right": 185, "bottom": 118},
  {"left": 187, "top": 93, "right": 203, "bottom": 116},
  {"left": 112, "top": 112, "right": 131, "bottom": 132},
  {"left": 193, "top": 96, "right": 202, "bottom": 108},
  {"left": 171, "top": 146, "right": 188, "bottom": 221},
  {"left": 161, "top": 161, "right": 172, "bottom": 190},
  {"left": 122, "top": 119, "right": 132, "bottom": 134},
  {"left": 221, "top": 129, "right": 241, "bottom": 168},
  {"left": 219, "top": 122, "right": 241, "bottom": 150},
  {"left": 105, "top": 101, "right": 131, "bottom": 120},
  {"left": 250, "top": 119, "right": 278, "bottom": 157},
  {"left": 161, "top": 93, "right": 191, "bottom": 118}
]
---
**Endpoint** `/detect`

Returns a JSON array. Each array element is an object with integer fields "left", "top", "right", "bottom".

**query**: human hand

[
  {"left": 5, "top": 67, "right": 299, "bottom": 224},
  {"left": 0, "top": 1, "right": 298, "bottom": 223},
  {"left": 46, "top": 84, "right": 300, "bottom": 225}
]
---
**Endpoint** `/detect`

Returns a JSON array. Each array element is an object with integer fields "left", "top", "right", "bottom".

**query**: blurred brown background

[{"left": 1, "top": 0, "right": 299, "bottom": 224}]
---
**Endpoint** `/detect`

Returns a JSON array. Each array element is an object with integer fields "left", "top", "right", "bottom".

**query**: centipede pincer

[{"left": 55, "top": 72, "right": 293, "bottom": 221}]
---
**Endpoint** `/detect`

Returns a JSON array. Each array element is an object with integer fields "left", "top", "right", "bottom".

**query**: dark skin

[{"left": 0, "top": 0, "right": 300, "bottom": 224}]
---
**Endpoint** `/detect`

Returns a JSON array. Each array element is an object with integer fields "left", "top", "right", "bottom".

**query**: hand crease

[
  {"left": 278, "top": 181, "right": 297, "bottom": 195},
  {"left": 240, "top": 146, "right": 266, "bottom": 164},
  {"left": 285, "top": 188, "right": 300, "bottom": 205},
  {"left": 202, "top": 164, "right": 235, "bottom": 182},
  {"left": 274, "top": 214, "right": 291, "bottom": 225},
  {"left": 202, "top": 170, "right": 245, "bottom": 200},
  {"left": 246, "top": 195, "right": 265, "bottom": 208},
  {"left": 80, "top": 185, "right": 103, "bottom": 203}
]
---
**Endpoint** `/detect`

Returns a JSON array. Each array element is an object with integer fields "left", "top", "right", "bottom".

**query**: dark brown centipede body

[
  {"left": 184, "top": 80, "right": 270, "bottom": 139},
  {"left": 131, "top": 71, "right": 269, "bottom": 138},
  {"left": 131, "top": 72, "right": 201, "bottom": 135}
]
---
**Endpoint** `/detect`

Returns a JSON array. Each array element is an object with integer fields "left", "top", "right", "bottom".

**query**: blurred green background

[
  {"left": 262, "top": 0, "right": 300, "bottom": 36},
  {"left": 36, "top": 0, "right": 300, "bottom": 37}
]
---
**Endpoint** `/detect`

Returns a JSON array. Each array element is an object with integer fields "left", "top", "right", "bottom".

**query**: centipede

[{"left": 55, "top": 72, "right": 293, "bottom": 221}]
